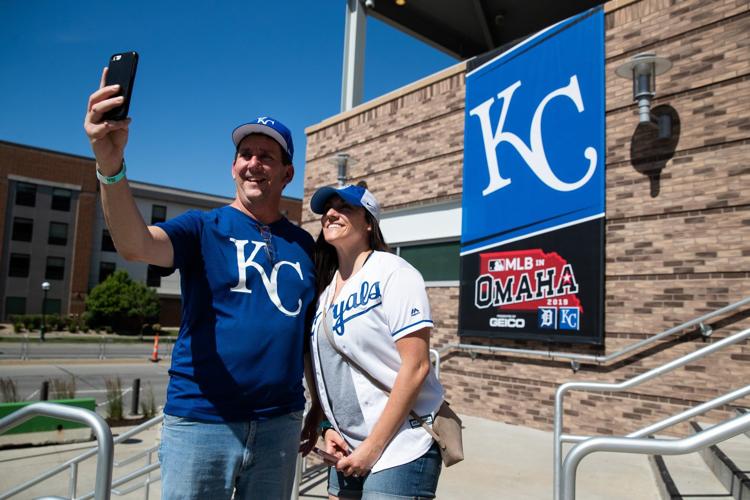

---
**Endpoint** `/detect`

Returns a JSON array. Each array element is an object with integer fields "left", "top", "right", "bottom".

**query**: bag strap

[{"left": 319, "top": 303, "right": 444, "bottom": 446}]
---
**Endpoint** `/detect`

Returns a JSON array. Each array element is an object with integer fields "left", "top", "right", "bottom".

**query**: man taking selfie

[{"left": 84, "top": 68, "right": 318, "bottom": 499}]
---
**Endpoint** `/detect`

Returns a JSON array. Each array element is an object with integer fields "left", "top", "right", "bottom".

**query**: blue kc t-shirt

[{"left": 156, "top": 206, "right": 315, "bottom": 421}]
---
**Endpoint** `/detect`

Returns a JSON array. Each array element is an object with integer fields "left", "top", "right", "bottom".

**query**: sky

[{"left": 0, "top": 1, "right": 456, "bottom": 200}]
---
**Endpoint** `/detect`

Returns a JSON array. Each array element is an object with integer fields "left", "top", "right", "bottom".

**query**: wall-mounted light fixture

[
  {"left": 615, "top": 52, "right": 673, "bottom": 138},
  {"left": 333, "top": 153, "right": 350, "bottom": 187}
]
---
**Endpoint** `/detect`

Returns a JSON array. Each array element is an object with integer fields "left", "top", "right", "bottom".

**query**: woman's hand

[
  {"left": 336, "top": 439, "right": 383, "bottom": 478},
  {"left": 324, "top": 429, "right": 351, "bottom": 462}
]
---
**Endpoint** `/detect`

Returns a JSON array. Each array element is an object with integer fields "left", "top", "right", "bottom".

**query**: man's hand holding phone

[
  {"left": 84, "top": 72, "right": 129, "bottom": 172},
  {"left": 84, "top": 52, "right": 138, "bottom": 175}
]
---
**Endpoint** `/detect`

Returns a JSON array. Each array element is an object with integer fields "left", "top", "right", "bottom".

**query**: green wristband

[
  {"left": 96, "top": 160, "right": 127, "bottom": 185},
  {"left": 318, "top": 419, "right": 333, "bottom": 432}
]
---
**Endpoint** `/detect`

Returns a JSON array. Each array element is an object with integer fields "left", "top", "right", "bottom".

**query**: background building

[
  {"left": 303, "top": 0, "right": 750, "bottom": 439},
  {"left": 0, "top": 141, "right": 303, "bottom": 325}
]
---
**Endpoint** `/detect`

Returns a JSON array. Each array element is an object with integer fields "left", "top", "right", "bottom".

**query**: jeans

[
  {"left": 328, "top": 441, "right": 442, "bottom": 499},
  {"left": 159, "top": 411, "right": 303, "bottom": 500}
]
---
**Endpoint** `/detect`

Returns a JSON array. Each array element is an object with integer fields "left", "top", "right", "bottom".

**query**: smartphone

[
  {"left": 103, "top": 51, "right": 139, "bottom": 121},
  {"left": 312, "top": 446, "right": 340, "bottom": 464}
]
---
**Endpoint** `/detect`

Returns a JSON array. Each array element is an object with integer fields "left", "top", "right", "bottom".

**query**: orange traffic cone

[{"left": 150, "top": 334, "right": 160, "bottom": 363}]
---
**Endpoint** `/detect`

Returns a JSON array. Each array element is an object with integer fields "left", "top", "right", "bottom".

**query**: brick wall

[{"left": 303, "top": 0, "right": 750, "bottom": 437}]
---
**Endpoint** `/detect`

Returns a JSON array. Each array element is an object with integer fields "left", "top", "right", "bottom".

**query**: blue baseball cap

[
  {"left": 231, "top": 117, "right": 294, "bottom": 161},
  {"left": 310, "top": 185, "right": 381, "bottom": 222}
]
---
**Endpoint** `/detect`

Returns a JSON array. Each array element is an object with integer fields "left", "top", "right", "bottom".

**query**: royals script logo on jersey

[
  {"left": 330, "top": 280, "right": 382, "bottom": 336},
  {"left": 229, "top": 238, "right": 304, "bottom": 317}
]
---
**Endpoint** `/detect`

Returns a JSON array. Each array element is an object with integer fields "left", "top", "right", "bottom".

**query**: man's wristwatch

[{"left": 96, "top": 160, "right": 127, "bottom": 185}]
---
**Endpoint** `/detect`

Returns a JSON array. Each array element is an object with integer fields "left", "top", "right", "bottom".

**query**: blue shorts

[
  {"left": 159, "top": 411, "right": 302, "bottom": 500},
  {"left": 328, "top": 441, "right": 442, "bottom": 499}
]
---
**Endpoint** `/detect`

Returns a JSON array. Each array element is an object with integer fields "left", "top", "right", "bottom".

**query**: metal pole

[
  {"left": 291, "top": 453, "right": 302, "bottom": 500},
  {"left": 69, "top": 462, "right": 79, "bottom": 499},
  {"left": 41, "top": 288, "right": 48, "bottom": 342},
  {"left": 144, "top": 449, "right": 153, "bottom": 500},
  {"left": 553, "top": 384, "right": 565, "bottom": 500},
  {"left": 429, "top": 349, "right": 441, "bottom": 380},
  {"left": 341, "top": 0, "right": 366, "bottom": 111},
  {"left": 0, "top": 402, "right": 113, "bottom": 500},
  {"left": 131, "top": 378, "right": 141, "bottom": 416}
]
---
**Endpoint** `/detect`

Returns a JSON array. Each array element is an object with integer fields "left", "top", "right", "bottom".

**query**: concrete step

[
  {"left": 651, "top": 451, "right": 732, "bottom": 499},
  {"left": 693, "top": 421, "right": 750, "bottom": 500}
]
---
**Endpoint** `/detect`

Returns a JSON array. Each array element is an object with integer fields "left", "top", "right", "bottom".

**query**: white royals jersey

[{"left": 311, "top": 251, "right": 444, "bottom": 473}]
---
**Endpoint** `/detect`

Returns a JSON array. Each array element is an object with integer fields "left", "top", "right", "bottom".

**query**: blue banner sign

[{"left": 459, "top": 7, "right": 605, "bottom": 344}]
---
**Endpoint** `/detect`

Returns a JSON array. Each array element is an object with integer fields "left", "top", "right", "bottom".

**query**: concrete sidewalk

[
  {"left": 299, "top": 414, "right": 660, "bottom": 499},
  {"left": 0, "top": 423, "right": 163, "bottom": 499},
  {"left": 0, "top": 414, "right": 661, "bottom": 499}
]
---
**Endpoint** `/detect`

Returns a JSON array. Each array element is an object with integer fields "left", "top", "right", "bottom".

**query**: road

[
  {"left": 0, "top": 360, "right": 170, "bottom": 417},
  {"left": 0, "top": 340, "right": 175, "bottom": 361}
]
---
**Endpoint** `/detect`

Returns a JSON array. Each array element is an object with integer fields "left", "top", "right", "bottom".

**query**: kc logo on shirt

[{"left": 229, "top": 238, "right": 304, "bottom": 317}]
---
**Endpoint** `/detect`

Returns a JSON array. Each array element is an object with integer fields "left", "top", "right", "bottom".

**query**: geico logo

[{"left": 489, "top": 317, "right": 526, "bottom": 328}]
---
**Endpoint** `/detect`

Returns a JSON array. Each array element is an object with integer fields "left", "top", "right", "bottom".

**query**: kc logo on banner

[{"left": 459, "top": 7, "right": 605, "bottom": 344}]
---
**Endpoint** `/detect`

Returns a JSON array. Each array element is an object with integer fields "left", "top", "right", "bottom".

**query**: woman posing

[{"left": 307, "top": 184, "right": 444, "bottom": 500}]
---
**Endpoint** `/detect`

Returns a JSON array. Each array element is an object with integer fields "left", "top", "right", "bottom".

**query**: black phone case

[{"left": 103, "top": 51, "right": 139, "bottom": 121}]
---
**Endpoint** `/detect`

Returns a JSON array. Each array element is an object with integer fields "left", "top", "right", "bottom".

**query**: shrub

[
  {"left": 50, "top": 376, "right": 76, "bottom": 399},
  {"left": 13, "top": 322, "right": 24, "bottom": 333},
  {"left": 46, "top": 314, "right": 62, "bottom": 332},
  {"left": 0, "top": 378, "right": 19, "bottom": 402},
  {"left": 140, "top": 382, "right": 157, "bottom": 418},
  {"left": 105, "top": 377, "right": 123, "bottom": 421},
  {"left": 85, "top": 270, "right": 160, "bottom": 335}
]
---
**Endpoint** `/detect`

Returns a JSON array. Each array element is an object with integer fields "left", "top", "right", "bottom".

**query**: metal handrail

[
  {"left": 438, "top": 296, "right": 750, "bottom": 368},
  {"left": 0, "top": 412, "right": 163, "bottom": 499},
  {"left": 561, "top": 411, "right": 750, "bottom": 499},
  {"left": 0, "top": 402, "right": 114, "bottom": 500},
  {"left": 561, "top": 384, "right": 750, "bottom": 444},
  {"left": 429, "top": 348, "right": 441, "bottom": 379},
  {"left": 81, "top": 463, "right": 161, "bottom": 500},
  {"left": 553, "top": 326, "right": 750, "bottom": 499}
]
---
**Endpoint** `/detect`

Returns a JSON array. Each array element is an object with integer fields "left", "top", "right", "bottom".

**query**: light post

[{"left": 40, "top": 281, "right": 50, "bottom": 342}]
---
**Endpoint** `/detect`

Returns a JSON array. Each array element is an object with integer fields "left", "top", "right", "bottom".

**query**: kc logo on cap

[{"left": 232, "top": 117, "right": 294, "bottom": 161}]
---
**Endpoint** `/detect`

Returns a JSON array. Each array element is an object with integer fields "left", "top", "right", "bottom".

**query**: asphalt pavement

[
  {"left": 0, "top": 359, "right": 171, "bottom": 416},
  {"left": 0, "top": 339, "right": 175, "bottom": 361}
]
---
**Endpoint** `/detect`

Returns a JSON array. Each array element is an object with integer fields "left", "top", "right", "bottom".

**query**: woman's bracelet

[{"left": 318, "top": 419, "right": 334, "bottom": 433}]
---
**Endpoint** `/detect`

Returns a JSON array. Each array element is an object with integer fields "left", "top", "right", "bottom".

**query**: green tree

[{"left": 85, "top": 270, "right": 160, "bottom": 334}]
